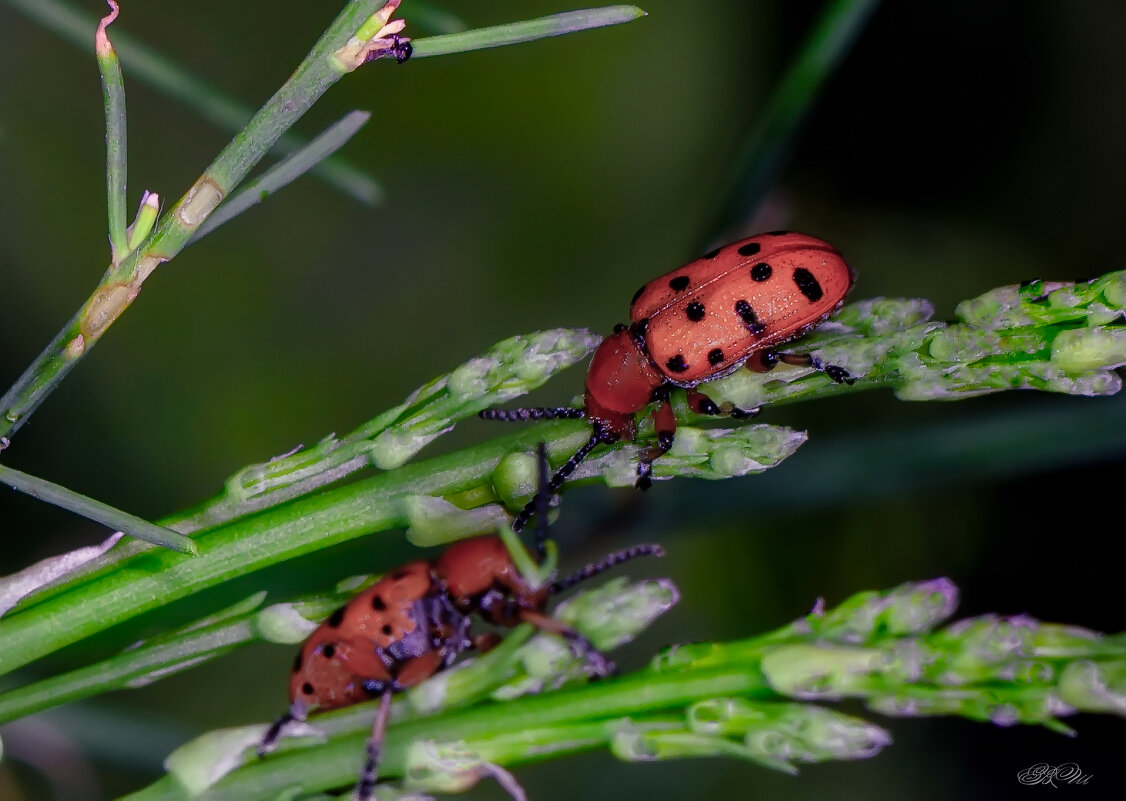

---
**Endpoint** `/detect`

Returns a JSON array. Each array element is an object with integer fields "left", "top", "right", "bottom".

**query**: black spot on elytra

[
  {"left": 666, "top": 355, "right": 689, "bottom": 373},
  {"left": 372, "top": 595, "right": 386, "bottom": 611},
  {"left": 792, "top": 268, "right": 824, "bottom": 302},
  {"left": 669, "top": 275, "right": 690, "bottom": 292},
  {"left": 322, "top": 643, "right": 336, "bottom": 659},
  {"left": 613, "top": 323, "right": 627, "bottom": 333},
  {"left": 703, "top": 246, "right": 722, "bottom": 259},
  {"left": 382, "top": 624, "right": 394, "bottom": 636},
  {"left": 737, "top": 242, "right": 761, "bottom": 257},
  {"left": 751, "top": 262, "right": 772, "bottom": 282},
  {"left": 327, "top": 606, "right": 346, "bottom": 627},
  {"left": 767, "top": 230, "right": 789, "bottom": 236},
  {"left": 735, "top": 299, "right": 766, "bottom": 334},
  {"left": 302, "top": 682, "right": 315, "bottom": 695},
  {"left": 631, "top": 284, "right": 646, "bottom": 303},
  {"left": 686, "top": 301, "right": 705, "bottom": 321},
  {"left": 708, "top": 348, "right": 725, "bottom": 366}
]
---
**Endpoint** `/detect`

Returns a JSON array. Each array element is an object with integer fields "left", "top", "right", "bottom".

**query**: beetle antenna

[
  {"left": 479, "top": 407, "right": 586, "bottom": 422},
  {"left": 533, "top": 442, "right": 551, "bottom": 560},
  {"left": 549, "top": 544, "right": 665, "bottom": 594},
  {"left": 511, "top": 427, "right": 607, "bottom": 534}
]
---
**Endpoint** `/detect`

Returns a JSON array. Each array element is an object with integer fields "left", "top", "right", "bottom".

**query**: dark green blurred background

[{"left": 1, "top": 1, "right": 1124, "bottom": 799}]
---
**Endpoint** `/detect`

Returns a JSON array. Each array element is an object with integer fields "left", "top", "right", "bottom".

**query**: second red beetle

[{"left": 258, "top": 446, "right": 663, "bottom": 799}]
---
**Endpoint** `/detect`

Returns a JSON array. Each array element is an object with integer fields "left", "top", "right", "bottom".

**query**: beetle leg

[
  {"left": 355, "top": 690, "right": 394, "bottom": 801},
  {"left": 747, "top": 349, "right": 854, "bottom": 384},
  {"left": 258, "top": 699, "right": 308, "bottom": 756},
  {"left": 686, "top": 388, "right": 760, "bottom": 421},
  {"left": 532, "top": 442, "right": 551, "bottom": 560},
  {"left": 777, "top": 352, "right": 855, "bottom": 384},
  {"left": 519, "top": 610, "right": 615, "bottom": 678},
  {"left": 636, "top": 397, "right": 676, "bottom": 491},
  {"left": 745, "top": 349, "right": 780, "bottom": 373},
  {"left": 511, "top": 425, "right": 617, "bottom": 533}
]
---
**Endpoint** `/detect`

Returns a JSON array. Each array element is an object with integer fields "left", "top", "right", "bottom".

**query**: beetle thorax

[
  {"left": 433, "top": 536, "right": 549, "bottom": 625},
  {"left": 583, "top": 328, "right": 664, "bottom": 438}
]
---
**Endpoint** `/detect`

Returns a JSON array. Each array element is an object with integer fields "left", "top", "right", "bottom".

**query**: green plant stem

[
  {"left": 189, "top": 110, "right": 373, "bottom": 243},
  {"left": 411, "top": 6, "right": 646, "bottom": 58},
  {"left": 711, "top": 0, "right": 881, "bottom": 241},
  {"left": 0, "top": 463, "right": 196, "bottom": 554},
  {"left": 0, "top": 2, "right": 648, "bottom": 447},
  {"left": 0, "top": 0, "right": 388, "bottom": 445},
  {"left": 125, "top": 667, "right": 766, "bottom": 801},
  {"left": 5, "top": 0, "right": 380, "bottom": 204},
  {"left": 96, "top": 2, "right": 129, "bottom": 263}
]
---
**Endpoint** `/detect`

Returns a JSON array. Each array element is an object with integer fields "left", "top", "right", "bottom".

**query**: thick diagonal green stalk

[
  {"left": 0, "top": 421, "right": 578, "bottom": 676},
  {"left": 0, "top": 328, "right": 603, "bottom": 611}
]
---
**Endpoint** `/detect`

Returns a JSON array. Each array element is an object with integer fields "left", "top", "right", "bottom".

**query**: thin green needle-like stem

[
  {"left": 412, "top": 6, "right": 645, "bottom": 58},
  {"left": 95, "top": 1, "right": 128, "bottom": 263},
  {"left": 190, "top": 110, "right": 373, "bottom": 243},
  {"left": 0, "top": 463, "right": 196, "bottom": 554},
  {"left": 710, "top": 0, "right": 881, "bottom": 242}
]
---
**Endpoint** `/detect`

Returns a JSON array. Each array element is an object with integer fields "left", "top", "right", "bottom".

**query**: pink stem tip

[{"left": 95, "top": 1, "right": 121, "bottom": 56}]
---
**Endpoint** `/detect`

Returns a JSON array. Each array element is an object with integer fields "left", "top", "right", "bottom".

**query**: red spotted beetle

[{"left": 482, "top": 232, "right": 855, "bottom": 529}]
